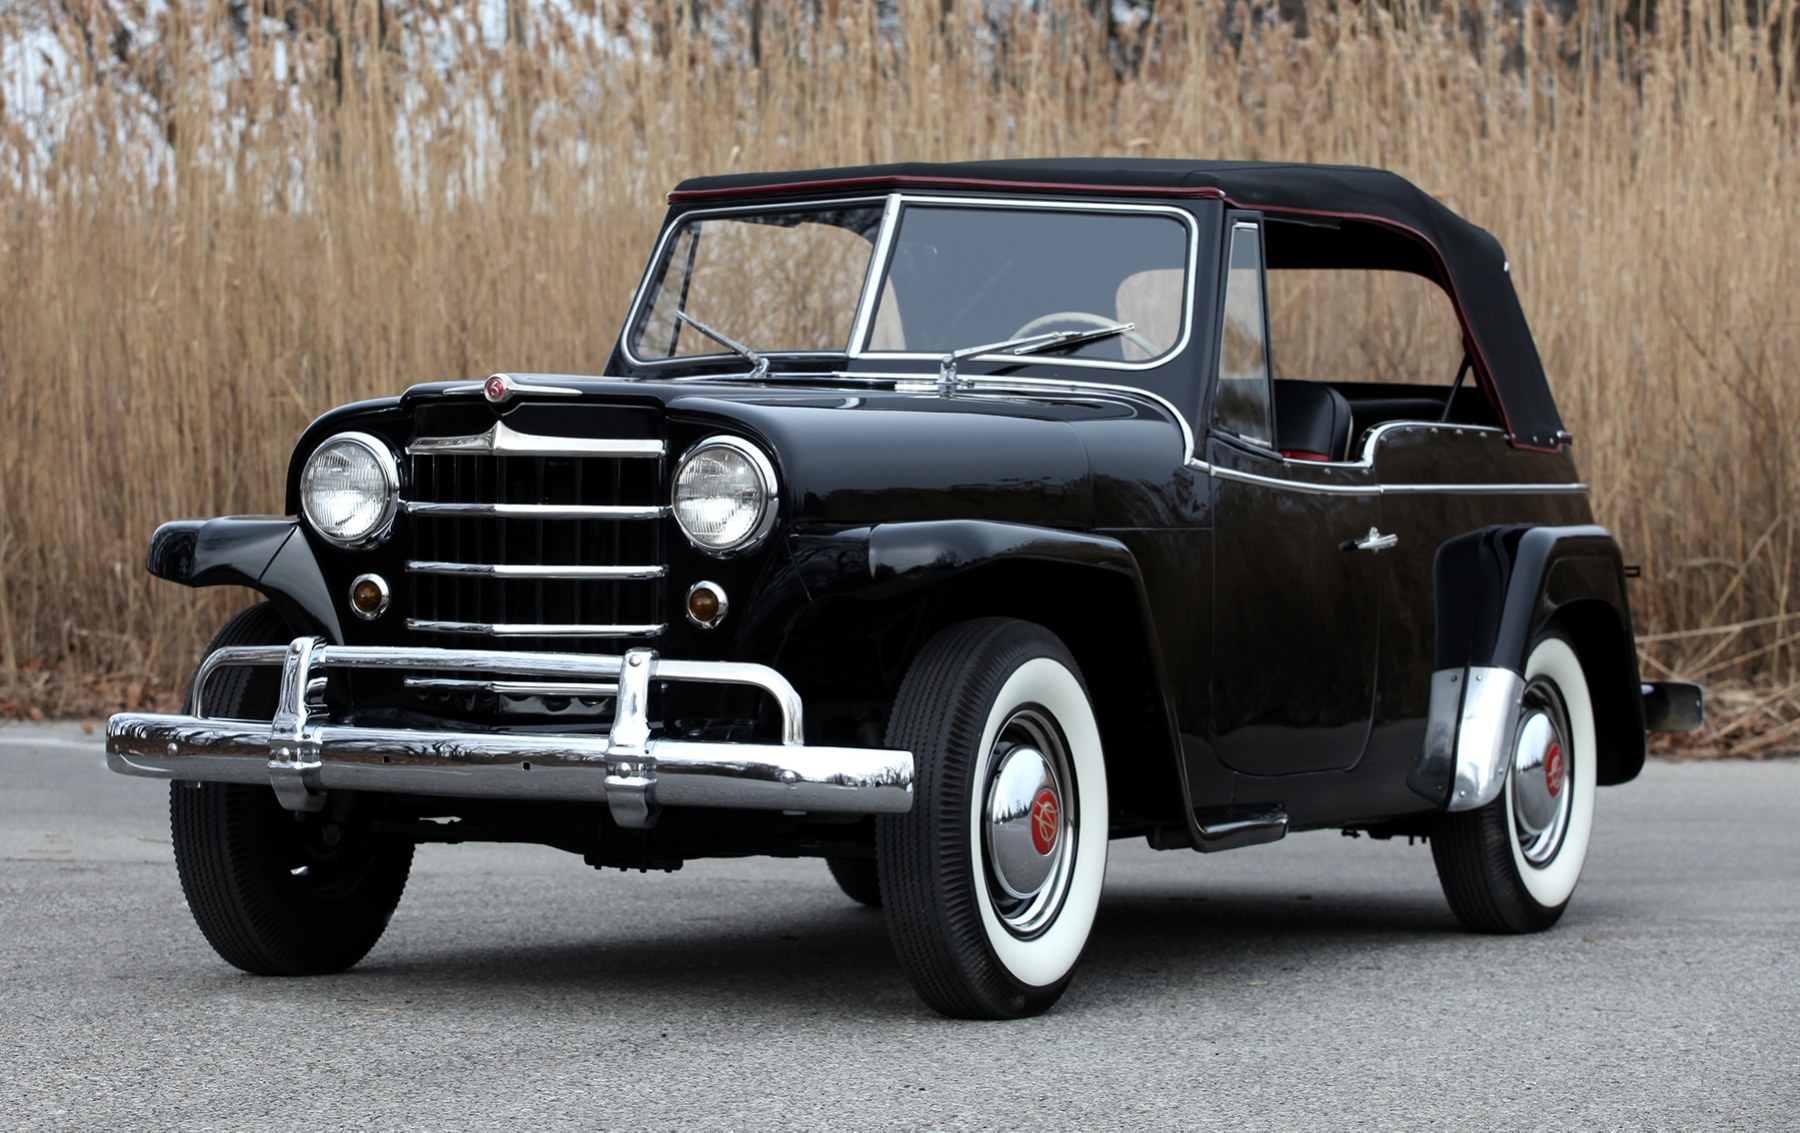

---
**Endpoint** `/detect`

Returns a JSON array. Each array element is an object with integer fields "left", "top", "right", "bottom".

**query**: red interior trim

[
  {"left": 670, "top": 175, "right": 1228, "bottom": 203},
  {"left": 1281, "top": 450, "right": 1331, "bottom": 462}
]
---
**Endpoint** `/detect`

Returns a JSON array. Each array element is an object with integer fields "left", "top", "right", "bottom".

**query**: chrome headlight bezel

[
  {"left": 299, "top": 431, "right": 401, "bottom": 549},
  {"left": 671, "top": 435, "right": 779, "bottom": 557}
]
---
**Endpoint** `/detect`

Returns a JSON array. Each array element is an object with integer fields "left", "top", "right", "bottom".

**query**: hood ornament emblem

[{"left": 470, "top": 373, "right": 584, "bottom": 404}]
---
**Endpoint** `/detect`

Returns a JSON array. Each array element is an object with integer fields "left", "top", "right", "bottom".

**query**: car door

[{"left": 1206, "top": 216, "right": 1385, "bottom": 775}]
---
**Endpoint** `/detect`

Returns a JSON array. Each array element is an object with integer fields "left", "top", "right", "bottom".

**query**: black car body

[{"left": 108, "top": 159, "right": 1701, "bottom": 1017}]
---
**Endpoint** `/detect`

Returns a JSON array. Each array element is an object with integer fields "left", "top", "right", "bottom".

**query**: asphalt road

[{"left": 2, "top": 722, "right": 1795, "bottom": 1130}]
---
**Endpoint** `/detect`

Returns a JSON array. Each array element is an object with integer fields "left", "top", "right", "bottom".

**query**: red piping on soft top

[{"left": 670, "top": 175, "right": 1228, "bottom": 203}]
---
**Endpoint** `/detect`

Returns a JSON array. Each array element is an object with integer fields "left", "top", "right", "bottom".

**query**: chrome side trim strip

[
  {"left": 407, "top": 420, "right": 665, "bottom": 459},
  {"left": 1187, "top": 457, "right": 1588, "bottom": 498},
  {"left": 404, "top": 677, "right": 621, "bottom": 698},
  {"left": 403, "top": 502, "right": 669, "bottom": 520},
  {"left": 405, "top": 561, "right": 666, "bottom": 581},
  {"left": 407, "top": 620, "right": 667, "bottom": 638},
  {"left": 1446, "top": 666, "right": 1527, "bottom": 811},
  {"left": 1381, "top": 480, "right": 1589, "bottom": 496}
]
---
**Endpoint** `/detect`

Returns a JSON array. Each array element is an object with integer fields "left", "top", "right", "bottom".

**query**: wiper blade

[
  {"left": 674, "top": 311, "right": 769, "bottom": 380},
  {"left": 937, "top": 322, "right": 1134, "bottom": 392}
]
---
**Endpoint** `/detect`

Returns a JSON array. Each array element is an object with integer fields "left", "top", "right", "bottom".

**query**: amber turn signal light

[
  {"left": 349, "top": 573, "right": 390, "bottom": 621},
  {"left": 686, "top": 581, "right": 727, "bottom": 629}
]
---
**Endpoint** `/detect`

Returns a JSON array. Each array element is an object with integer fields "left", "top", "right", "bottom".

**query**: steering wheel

[{"left": 1011, "top": 311, "right": 1161, "bottom": 358}]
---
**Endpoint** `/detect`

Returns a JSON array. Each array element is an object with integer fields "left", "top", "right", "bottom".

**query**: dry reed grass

[{"left": 1, "top": 0, "right": 1796, "bottom": 751}]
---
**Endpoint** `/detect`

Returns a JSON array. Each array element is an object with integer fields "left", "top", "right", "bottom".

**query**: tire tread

[
  {"left": 170, "top": 604, "right": 413, "bottom": 976},
  {"left": 877, "top": 618, "right": 1089, "bottom": 1018}
]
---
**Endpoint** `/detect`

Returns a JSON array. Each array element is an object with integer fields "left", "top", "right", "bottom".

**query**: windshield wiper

[
  {"left": 937, "top": 322, "right": 1135, "bottom": 393},
  {"left": 674, "top": 311, "right": 769, "bottom": 381}
]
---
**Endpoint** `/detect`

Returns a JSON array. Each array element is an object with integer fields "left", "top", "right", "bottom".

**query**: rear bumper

[
  {"left": 106, "top": 639, "right": 913, "bottom": 829},
  {"left": 1642, "top": 681, "right": 1705, "bottom": 733}
]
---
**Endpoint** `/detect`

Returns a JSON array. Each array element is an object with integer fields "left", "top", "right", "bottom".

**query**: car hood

[{"left": 296, "top": 374, "right": 1185, "bottom": 529}]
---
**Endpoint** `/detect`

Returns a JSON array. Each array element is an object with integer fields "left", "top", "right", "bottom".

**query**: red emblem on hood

[
  {"left": 1030, "top": 788, "right": 1060, "bottom": 855},
  {"left": 483, "top": 374, "right": 509, "bottom": 403}
]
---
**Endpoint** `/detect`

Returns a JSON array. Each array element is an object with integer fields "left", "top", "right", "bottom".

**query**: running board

[{"left": 1191, "top": 807, "right": 1289, "bottom": 853}]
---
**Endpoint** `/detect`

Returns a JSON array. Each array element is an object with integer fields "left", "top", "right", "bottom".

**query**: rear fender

[{"left": 1414, "top": 524, "right": 1645, "bottom": 811}]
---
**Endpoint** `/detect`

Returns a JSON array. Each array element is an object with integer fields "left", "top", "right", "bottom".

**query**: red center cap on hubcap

[
  {"left": 1030, "top": 788, "right": 1060, "bottom": 856},
  {"left": 1544, "top": 742, "right": 1565, "bottom": 797}
]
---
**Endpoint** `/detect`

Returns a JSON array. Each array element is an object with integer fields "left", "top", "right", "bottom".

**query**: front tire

[
  {"left": 170, "top": 603, "right": 414, "bottom": 976},
  {"left": 877, "top": 619, "right": 1108, "bottom": 1019},
  {"left": 1431, "top": 632, "right": 1598, "bottom": 933}
]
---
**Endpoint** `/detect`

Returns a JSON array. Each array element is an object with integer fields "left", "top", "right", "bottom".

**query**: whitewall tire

[
  {"left": 876, "top": 618, "right": 1108, "bottom": 1018},
  {"left": 1432, "top": 632, "right": 1597, "bottom": 933}
]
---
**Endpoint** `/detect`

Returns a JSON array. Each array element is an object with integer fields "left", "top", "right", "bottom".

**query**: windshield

[
  {"left": 627, "top": 200, "right": 1191, "bottom": 369},
  {"left": 872, "top": 206, "right": 1189, "bottom": 364},
  {"left": 633, "top": 205, "right": 885, "bottom": 360}
]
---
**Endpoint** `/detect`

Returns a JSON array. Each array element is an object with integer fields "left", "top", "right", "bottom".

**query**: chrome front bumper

[{"left": 106, "top": 639, "right": 914, "bottom": 829}]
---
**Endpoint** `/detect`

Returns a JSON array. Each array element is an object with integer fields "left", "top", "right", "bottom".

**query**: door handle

[{"left": 1343, "top": 526, "right": 1398, "bottom": 554}]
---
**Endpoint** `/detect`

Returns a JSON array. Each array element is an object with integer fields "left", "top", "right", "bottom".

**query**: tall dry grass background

[{"left": 1, "top": 0, "right": 1796, "bottom": 749}]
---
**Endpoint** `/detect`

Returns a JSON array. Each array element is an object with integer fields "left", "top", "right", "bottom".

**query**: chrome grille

[{"left": 404, "top": 413, "right": 667, "bottom": 652}]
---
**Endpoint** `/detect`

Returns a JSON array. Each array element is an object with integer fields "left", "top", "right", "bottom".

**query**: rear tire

[
  {"left": 876, "top": 619, "right": 1107, "bottom": 1019},
  {"left": 170, "top": 604, "right": 414, "bottom": 976},
  {"left": 1431, "top": 632, "right": 1597, "bottom": 933}
]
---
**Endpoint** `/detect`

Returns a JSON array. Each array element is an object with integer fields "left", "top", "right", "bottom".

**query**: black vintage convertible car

[{"left": 108, "top": 159, "right": 1701, "bottom": 1018}]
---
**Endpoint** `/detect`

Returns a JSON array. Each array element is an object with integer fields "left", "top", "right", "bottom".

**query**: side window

[
  {"left": 1213, "top": 223, "right": 1273, "bottom": 446},
  {"left": 1265, "top": 269, "right": 1465, "bottom": 386}
]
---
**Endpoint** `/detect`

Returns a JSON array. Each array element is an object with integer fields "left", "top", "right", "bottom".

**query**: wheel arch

[
  {"left": 1426, "top": 524, "right": 1646, "bottom": 806},
  {"left": 781, "top": 520, "right": 1187, "bottom": 831}
]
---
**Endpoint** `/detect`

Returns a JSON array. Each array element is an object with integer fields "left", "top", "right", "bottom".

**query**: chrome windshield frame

[
  {"left": 850, "top": 194, "right": 1200, "bottom": 374},
  {"left": 619, "top": 195, "right": 892, "bottom": 373},
  {"left": 619, "top": 192, "right": 1201, "bottom": 377}
]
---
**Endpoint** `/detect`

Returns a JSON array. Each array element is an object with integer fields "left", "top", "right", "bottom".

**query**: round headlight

[
  {"left": 672, "top": 436, "right": 777, "bottom": 555},
  {"left": 300, "top": 432, "right": 399, "bottom": 548}
]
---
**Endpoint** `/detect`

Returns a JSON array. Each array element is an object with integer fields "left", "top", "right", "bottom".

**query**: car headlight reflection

[
  {"left": 300, "top": 432, "right": 400, "bottom": 548},
  {"left": 672, "top": 436, "right": 777, "bottom": 555}
]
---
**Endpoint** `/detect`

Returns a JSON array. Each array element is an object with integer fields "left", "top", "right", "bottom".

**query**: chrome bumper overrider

[{"left": 106, "top": 639, "right": 914, "bottom": 829}]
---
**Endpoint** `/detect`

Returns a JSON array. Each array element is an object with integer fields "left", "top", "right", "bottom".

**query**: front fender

[
  {"left": 868, "top": 520, "right": 1141, "bottom": 587},
  {"left": 785, "top": 519, "right": 1187, "bottom": 830},
  {"left": 145, "top": 518, "right": 342, "bottom": 643}
]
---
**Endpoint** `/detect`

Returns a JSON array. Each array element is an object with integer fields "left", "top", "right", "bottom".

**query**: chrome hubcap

[
  {"left": 981, "top": 708, "right": 1075, "bottom": 937},
  {"left": 1511, "top": 678, "right": 1573, "bottom": 867}
]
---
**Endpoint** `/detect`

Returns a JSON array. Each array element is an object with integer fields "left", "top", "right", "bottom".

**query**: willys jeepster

[{"left": 108, "top": 159, "right": 1703, "bottom": 1019}]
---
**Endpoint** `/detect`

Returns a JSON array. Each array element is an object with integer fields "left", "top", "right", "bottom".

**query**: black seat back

[{"left": 1272, "top": 380, "right": 1354, "bottom": 462}]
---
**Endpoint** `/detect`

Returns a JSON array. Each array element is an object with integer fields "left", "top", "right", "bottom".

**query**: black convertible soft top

[{"left": 671, "top": 159, "right": 1564, "bottom": 451}]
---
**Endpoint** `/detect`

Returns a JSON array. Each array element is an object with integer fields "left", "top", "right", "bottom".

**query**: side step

[{"left": 1191, "top": 806, "right": 1289, "bottom": 853}]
